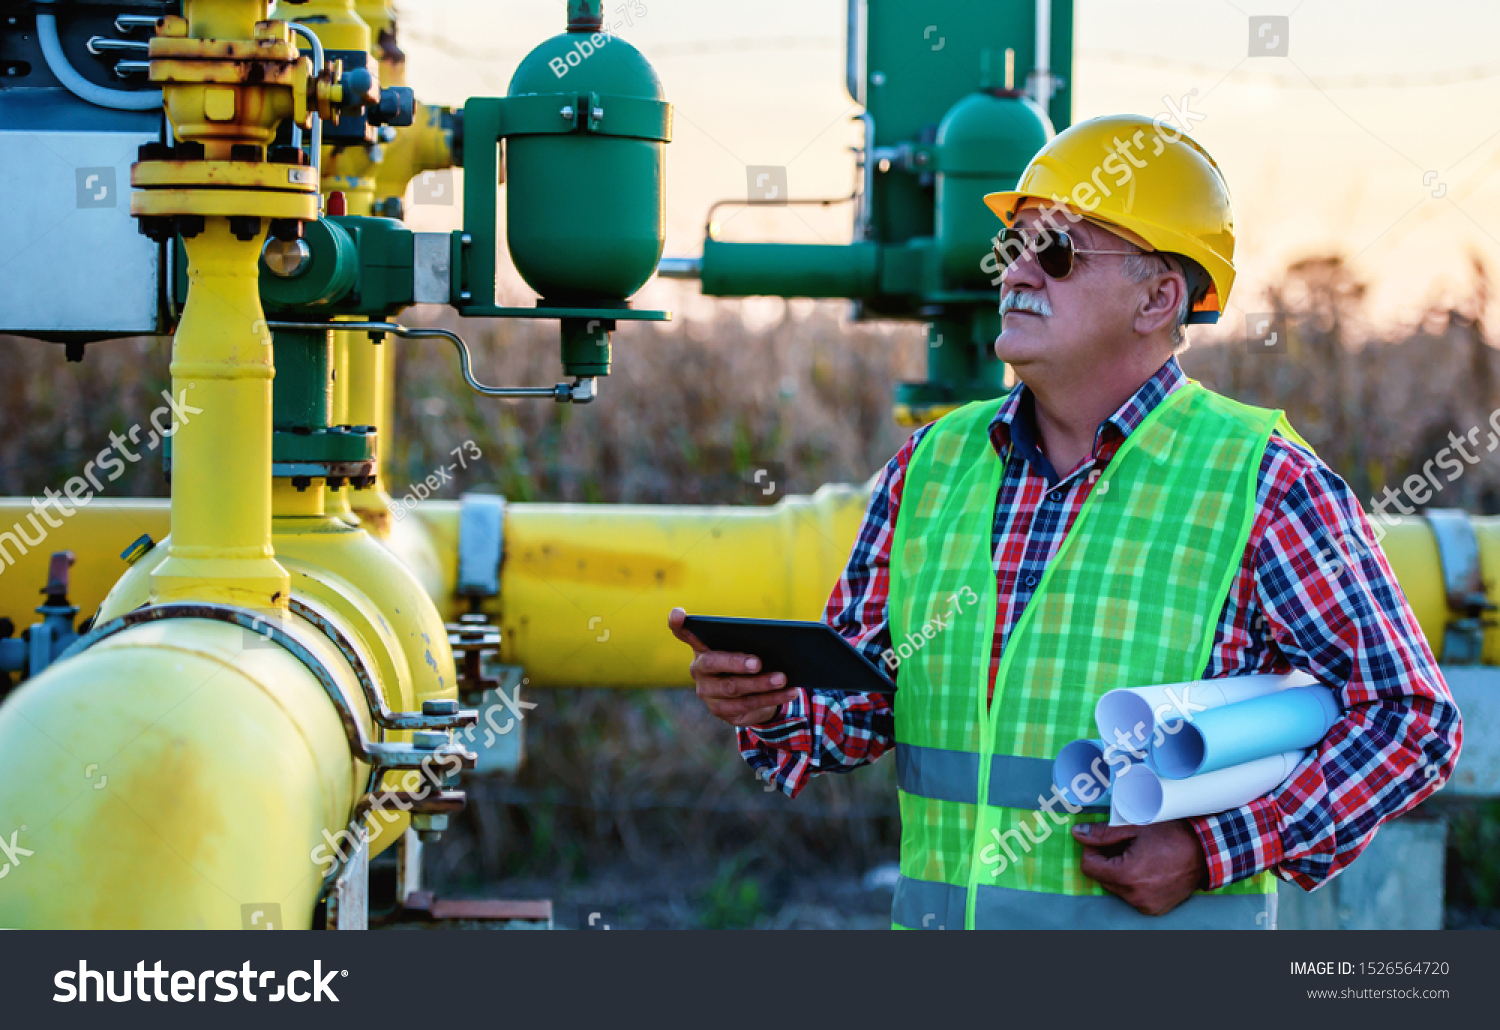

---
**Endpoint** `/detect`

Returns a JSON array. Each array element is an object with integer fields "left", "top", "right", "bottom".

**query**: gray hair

[{"left": 1120, "top": 250, "right": 1193, "bottom": 347}]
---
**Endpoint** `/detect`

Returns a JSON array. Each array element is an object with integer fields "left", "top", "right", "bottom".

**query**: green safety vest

[{"left": 888, "top": 380, "right": 1290, "bottom": 930}]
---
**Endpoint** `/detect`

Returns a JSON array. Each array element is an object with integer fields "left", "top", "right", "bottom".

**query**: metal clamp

[
  {"left": 59, "top": 602, "right": 476, "bottom": 777},
  {"left": 456, "top": 494, "right": 505, "bottom": 599},
  {"left": 1425, "top": 508, "right": 1495, "bottom": 664},
  {"left": 287, "top": 597, "right": 478, "bottom": 732}
]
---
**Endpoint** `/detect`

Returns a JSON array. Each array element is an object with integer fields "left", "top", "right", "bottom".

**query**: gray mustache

[{"left": 1001, "top": 290, "right": 1052, "bottom": 318}]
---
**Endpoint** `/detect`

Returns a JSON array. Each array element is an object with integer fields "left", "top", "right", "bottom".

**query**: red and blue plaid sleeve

[
  {"left": 734, "top": 426, "right": 931, "bottom": 797},
  {"left": 1191, "top": 437, "right": 1463, "bottom": 890}
]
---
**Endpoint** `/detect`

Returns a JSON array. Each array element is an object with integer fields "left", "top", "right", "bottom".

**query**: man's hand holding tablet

[{"left": 668, "top": 607, "right": 798, "bottom": 727}]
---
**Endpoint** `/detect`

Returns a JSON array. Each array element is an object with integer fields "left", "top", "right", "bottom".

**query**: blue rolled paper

[{"left": 1150, "top": 684, "right": 1341, "bottom": 780}]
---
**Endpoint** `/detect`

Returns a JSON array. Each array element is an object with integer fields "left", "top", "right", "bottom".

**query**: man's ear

[{"left": 1134, "top": 270, "right": 1187, "bottom": 338}]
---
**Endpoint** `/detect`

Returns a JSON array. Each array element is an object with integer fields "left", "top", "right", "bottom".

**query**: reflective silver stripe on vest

[
  {"left": 896, "top": 743, "right": 1109, "bottom": 813},
  {"left": 892, "top": 875, "right": 1277, "bottom": 930}
]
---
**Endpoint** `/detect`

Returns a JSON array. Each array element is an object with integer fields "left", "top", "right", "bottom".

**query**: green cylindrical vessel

[
  {"left": 505, "top": 19, "right": 668, "bottom": 304},
  {"left": 935, "top": 92, "right": 1052, "bottom": 290}
]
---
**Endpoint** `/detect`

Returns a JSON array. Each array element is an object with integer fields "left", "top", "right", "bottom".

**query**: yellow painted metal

[
  {"left": 346, "top": 334, "right": 394, "bottom": 534},
  {"left": 372, "top": 100, "right": 453, "bottom": 205},
  {"left": 6, "top": 492, "right": 1497, "bottom": 688},
  {"left": 0, "top": 617, "right": 362, "bottom": 928},
  {"left": 132, "top": 188, "right": 318, "bottom": 219},
  {"left": 151, "top": 221, "right": 289, "bottom": 608},
  {"left": 402, "top": 485, "right": 874, "bottom": 686},
  {"left": 94, "top": 480, "right": 460, "bottom": 857},
  {"left": 326, "top": 328, "right": 358, "bottom": 523},
  {"left": 288, "top": 0, "right": 370, "bottom": 51},
  {"left": 0, "top": 500, "right": 171, "bottom": 631}
]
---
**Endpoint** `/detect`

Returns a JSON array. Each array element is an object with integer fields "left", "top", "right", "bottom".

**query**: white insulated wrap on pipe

[{"left": 36, "top": 10, "right": 163, "bottom": 111}]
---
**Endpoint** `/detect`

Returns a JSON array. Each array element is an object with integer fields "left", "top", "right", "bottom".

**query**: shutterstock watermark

[
  {"left": 980, "top": 90, "right": 1209, "bottom": 286},
  {"left": 310, "top": 751, "right": 466, "bottom": 876},
  {"left": 0, "top": 390, "right": 203, "bottom": 580},
  {"left": 53, "top": 960, "right": 343, "bottom": 1003},
  {"left": 979, "top": 684, "right": 1213, "bottom": 878},
  {"left": 1316, "top": 405, "right": 1500, "bottom": 580}
]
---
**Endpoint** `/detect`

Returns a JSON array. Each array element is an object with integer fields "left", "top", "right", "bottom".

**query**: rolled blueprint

[
  {"left": 1052, "top": 739, "right": 1119, "bottom": 808},
  {"left": 1150, "top": 684, "right": 1342, "bottom": 779},
  {"left": 1093, "top": 670, "right": 1317, "bottom": 753},
  {"left": 1110, "top": 750, "right": 1307, "bottom": 826}
]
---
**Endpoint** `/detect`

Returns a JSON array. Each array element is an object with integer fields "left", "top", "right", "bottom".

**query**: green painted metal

[
  {"left": 936, "top": 93, "right": 1052, "bottom": 289},
  {"left": 260, "top": 219, "right": 360, "bottom": 312},
  {"left": 694, "top": 0, "right": 1071, "bottom": 416},
  {"left": 271, "top": 327, "right": 334, "bottom": 431},
  {"left": 260, "top": 216, "right": 414, "bottom": 317},
  {"left": 457, "top": 29, "right": 670, "bottom": 313},
  {"left": 560, "top": 318, "right": 612, "bottom": 377},
  {"left": 700, "top": 241, "right": 881, "bottom": 299},
  {"left": 862, "top": 0, "right": 1072, "bottom": 249}
]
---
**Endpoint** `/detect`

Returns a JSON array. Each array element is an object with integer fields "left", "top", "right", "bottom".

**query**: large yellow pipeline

[
  {"left": 2, "top": 494, "right": 1494, "bottom": 685},
  {"left": 406, "top": 495, "right": 1499, "bottom": 686},
  {"left": 0, "top": 617, "right": 363, "bottom": 928}
]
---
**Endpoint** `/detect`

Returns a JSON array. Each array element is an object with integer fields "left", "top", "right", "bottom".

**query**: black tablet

[{"left": 680, "top": 615, "right": 897, "bottom": 695}]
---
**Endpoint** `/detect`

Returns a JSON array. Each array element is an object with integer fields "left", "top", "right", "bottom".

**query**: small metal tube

[{"left": 287, "top": 23, "right": 325, "bottom": 183}]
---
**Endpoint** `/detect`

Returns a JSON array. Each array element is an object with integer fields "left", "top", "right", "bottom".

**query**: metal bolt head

[
  {"left": 412, "top": 731, "right": 449, "bottom": 750},
  {"left": 263, "top": 237, "right": 312, "bottom": 277},
  {"left": 412, "top": 813, "right": 449, "bottom": 833},
  {"left": 560, "top": 105, "right": 575, "bottom": 119},
  {"left": 422, "top": 699, "right": 460, "bottom": 716}
]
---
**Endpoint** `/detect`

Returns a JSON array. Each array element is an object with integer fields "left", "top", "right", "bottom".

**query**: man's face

[{"left": 993, "top": 206, "right": 1145, "bottom": 376}]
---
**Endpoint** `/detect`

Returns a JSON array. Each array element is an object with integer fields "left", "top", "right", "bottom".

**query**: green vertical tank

[
  {"left": 935, "top": 91, "right": 1052, "bottom": 289},
  {"left": 503, "top": 0, "right": 669, "bottom": 304}
]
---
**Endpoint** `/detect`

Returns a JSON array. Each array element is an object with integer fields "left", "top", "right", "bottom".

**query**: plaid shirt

[{"left": 738, "top": 356, "right": 1463, "bottom": 892}]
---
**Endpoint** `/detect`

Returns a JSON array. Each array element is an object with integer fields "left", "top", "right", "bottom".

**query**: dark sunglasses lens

[
  {"left": 1036, "top": 231, "right": 1074, "bottom": 278},
  {"left": 993, "top": 228, "right": 1075, "bottom": 279}
]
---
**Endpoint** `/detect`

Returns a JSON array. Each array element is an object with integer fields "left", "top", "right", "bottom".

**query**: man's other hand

[
  {"left": 668, "top": 607, "right": 798, "bottom": 727},
  {"left": 1071, "top": 820, "right": 1209, "bottom": 916}
]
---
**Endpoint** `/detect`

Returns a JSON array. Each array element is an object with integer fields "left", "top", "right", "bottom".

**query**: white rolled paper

[
  {"left": 1052, "top": 739, "right": 1119, "bottom": 808},
  {"left": 1093, "top": 670, "right": 1317, "bottom": 753},
  {"left": 1151, "top": 685, "right": 1341, "bottom": 779},
  {"left": 1110, "top": 749, "right": 1307, "bottom": 826}
]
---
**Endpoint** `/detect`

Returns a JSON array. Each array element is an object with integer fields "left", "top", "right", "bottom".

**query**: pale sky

[{"left": 386, "top": 0, "right": 1500, "bottom": 337}]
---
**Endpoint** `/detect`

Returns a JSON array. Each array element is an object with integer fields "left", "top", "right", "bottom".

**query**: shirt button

[
  {"left": 1050, "top": 491, "right": 1064, "bottom": 502},
  {"left": 1024, "top": 574, "right": 1038, "bottom": 588}
]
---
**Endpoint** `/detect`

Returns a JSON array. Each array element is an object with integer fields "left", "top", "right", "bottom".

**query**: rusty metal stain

[{"left": 516, "top": 543, "right": 685, "bottom": 588}]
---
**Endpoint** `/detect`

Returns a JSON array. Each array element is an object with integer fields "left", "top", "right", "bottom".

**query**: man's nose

[{"left": 1001, "top": 240, "right": 1045, "bottom": 293}]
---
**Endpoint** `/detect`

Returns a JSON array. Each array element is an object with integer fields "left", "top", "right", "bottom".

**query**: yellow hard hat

[{"left": 984, "top": 114, "right": 1235, "bottom": 323}]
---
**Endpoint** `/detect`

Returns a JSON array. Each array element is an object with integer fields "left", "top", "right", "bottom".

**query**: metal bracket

[
  {"left": 1425, "top": 508, "right": 1495, "bottom": 664},
  {"left": 457, "top": 493, "right": 505, "bottom": 598},
  {"left": 61, "top": 602, "right": 477, "bottom": 777},
  {"left": 288, "top": 596, "right": 479, "bottom": 732},
  {"left": 326, "top": 830, "right": 368, "bottom": 930}
]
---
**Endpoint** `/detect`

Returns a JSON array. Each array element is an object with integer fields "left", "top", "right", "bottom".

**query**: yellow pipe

[
  {"left": 0, "top": 616, "right": 362, "bottom": 928},
  {"left": 0, "top": 499, "right": 171, "bottom": 629},
  {"left": 93, "top": 481, "right": 460, "bottom": 858},
  {"left": 401, "top": 492, "right": 1500, "bottom": 686},
  {"left": 346, "top": 334, "right": 395, "bottom": 534},
  {"left": 154, "top": 221, "right": 288, "bottom": 608},
  {"left": 6, "top": 492, "right": 1494, "bottom": 684}
]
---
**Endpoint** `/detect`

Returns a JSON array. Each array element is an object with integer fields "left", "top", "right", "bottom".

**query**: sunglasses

[{"left": 992, "top": 227, "right": 1140, "bottom": 280}]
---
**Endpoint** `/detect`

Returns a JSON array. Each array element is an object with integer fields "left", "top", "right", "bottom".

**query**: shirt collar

[{"left": 990, "top": 356, "right": 1187, "bottom": 485}]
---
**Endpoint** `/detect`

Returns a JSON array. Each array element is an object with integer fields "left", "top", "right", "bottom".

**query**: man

[{"left": 668, "top": 114, "right": 1462, "bottom": 929}]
